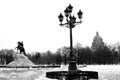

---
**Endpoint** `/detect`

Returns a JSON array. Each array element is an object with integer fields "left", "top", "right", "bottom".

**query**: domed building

[{"left": 92, "top": 32, "right": 105, "bottom": 51}]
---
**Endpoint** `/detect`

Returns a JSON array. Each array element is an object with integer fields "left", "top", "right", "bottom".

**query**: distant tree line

[
  {"left": 0, "top": 42, "right": 120, "bottom": 65},
  {"left": 0, "top": 49, "right": 14, "bottom": 65},
  {"left": 1, "top": 32, "right": 120, "bottom": 65}
]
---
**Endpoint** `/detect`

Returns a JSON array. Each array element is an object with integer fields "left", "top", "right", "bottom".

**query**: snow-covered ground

[
  {"left": 81, "top": 65, "right": 120, "bottom": 80},
  {"left": 0, "top": 65, "right": 120, "bottom": 80}
]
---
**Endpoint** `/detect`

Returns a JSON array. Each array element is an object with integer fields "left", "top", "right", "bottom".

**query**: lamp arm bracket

[
  {"left": 74, "top": 21, "right": 83, "bottom": 25},
  {"left": 59, "top": 23, "right": 70, "bottom": 28}
]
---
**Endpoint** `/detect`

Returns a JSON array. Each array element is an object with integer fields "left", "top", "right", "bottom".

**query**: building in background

[{"left": 92, "top": 32, "right": 105, "bottom": 51}]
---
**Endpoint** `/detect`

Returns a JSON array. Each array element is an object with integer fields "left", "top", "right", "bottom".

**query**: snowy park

[{"left": 1, "top": 0, "right": 120, "bottom": 80}]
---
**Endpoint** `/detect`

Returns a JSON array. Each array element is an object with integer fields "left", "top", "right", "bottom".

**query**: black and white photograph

[{"left": 0, "top": 0, "right": 120, "bottom": 80}]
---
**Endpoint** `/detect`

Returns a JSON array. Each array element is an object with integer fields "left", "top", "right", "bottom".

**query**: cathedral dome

[{"left": 92, "top": 32, "right": 104, "bottom": 50}]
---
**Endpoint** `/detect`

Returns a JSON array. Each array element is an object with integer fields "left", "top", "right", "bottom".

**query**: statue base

[{"left": 8, "top": 53, "right": 35, "bottom": 67}]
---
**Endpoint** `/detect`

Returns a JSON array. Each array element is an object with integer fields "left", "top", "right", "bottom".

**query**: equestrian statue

[{"left": 15, "top": 41, "right": 27, "bottom": 56}]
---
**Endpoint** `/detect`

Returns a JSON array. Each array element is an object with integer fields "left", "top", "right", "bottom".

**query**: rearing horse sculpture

[{"left": 16, "top": 41, "right": 27, "bottom": 56}]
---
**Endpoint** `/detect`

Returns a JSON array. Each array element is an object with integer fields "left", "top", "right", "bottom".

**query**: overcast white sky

[{"left": 0, "top": 0, "right": 120, "bottom": 53}]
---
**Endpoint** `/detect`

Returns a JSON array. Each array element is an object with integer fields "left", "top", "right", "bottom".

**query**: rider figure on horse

[{"left": 16, "top": 41, "right": 27, "bottom": 56}]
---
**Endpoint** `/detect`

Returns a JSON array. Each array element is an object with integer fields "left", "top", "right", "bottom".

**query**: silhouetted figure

[{"left": 16, "top": 41, "right": 27, "bottom": 56}]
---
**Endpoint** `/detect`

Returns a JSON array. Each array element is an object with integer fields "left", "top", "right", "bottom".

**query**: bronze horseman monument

[{"left": 8, "top": 41, "right": 35, "bottom": 67}]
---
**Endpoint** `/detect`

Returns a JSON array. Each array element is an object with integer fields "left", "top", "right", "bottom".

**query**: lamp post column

[{"left": 70, "top": 26, "right": 73, "bottom": 60}]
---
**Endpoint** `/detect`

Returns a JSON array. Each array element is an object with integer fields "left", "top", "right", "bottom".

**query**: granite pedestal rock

[{"left": 8, "top": 53, "right": 35, "bottom": 66}]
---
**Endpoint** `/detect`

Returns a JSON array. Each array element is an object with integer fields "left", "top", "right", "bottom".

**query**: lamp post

[
  {"left": 46, "top": 4, "right": 98, "bottom": 80},
  {"left": 58, "top": 4, "right": 83, "bottom": 71}
]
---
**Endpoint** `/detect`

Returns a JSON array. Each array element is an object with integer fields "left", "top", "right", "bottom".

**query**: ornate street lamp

[
  {"left": 46, "top": 4, "right": 98, "bottom": 80},
  {"left": 58, "top": 4, "right": 83, "bottom": 71}
]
